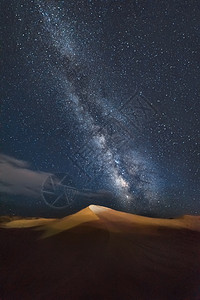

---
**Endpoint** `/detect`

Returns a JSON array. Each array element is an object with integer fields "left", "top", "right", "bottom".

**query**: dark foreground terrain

[{"left": 0, "top": 205, "right": 200, "bottom": 300}]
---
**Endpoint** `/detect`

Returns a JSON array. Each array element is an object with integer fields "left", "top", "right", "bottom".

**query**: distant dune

[{"left": 0, "top": 205, "right": 200, "bottom": 300}]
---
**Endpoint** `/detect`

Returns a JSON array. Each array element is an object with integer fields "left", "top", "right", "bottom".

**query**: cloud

[
  {"left": 0, "top": 154, "right": 116, "bottom": 211},
  {"left": 0, "top": 154, "right": 51, "bottom": 198}
]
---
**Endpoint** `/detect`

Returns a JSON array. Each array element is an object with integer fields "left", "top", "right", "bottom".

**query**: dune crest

[{"left": 1, "top": 205, "right": 200, "bottom": 237}]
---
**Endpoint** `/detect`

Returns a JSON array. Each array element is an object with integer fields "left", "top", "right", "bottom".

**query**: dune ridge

[{"left": 1, "top": 205, "right": 200, "bottom": 234}]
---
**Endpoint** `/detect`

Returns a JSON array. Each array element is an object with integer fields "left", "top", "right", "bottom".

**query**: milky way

[
  {"left": 36, "top": 1, "right": 162, "bottom": 208},
  {"left": 1, "top": 0, "right": 199, "bottom": 216}
]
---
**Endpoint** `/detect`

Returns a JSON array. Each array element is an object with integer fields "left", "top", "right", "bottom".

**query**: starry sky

[{"left": 1, "top": 0, "right": 200, "bottom": 217}]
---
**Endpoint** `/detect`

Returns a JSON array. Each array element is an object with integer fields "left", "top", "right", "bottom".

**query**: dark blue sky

[{"left": 1, "top": 0, "right": 200, "bottom": 217}]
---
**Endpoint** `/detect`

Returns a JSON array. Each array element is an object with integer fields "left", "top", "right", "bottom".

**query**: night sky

[{"left": 1, "top": 0, "right": 199, "bottom": 217}]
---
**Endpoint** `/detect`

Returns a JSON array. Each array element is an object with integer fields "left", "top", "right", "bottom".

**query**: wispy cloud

[{"left": 0, "top": 154, "right": 51, "bottom": 198}]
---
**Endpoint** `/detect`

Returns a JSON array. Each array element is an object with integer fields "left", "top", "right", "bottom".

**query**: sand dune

[{"left": 0, "top": 205, "right": 200, "bottom": 300}]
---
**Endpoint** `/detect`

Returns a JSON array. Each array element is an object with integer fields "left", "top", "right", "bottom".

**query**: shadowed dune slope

[{"left": 0, "top": 205, "right": 200, "bottom": 300}]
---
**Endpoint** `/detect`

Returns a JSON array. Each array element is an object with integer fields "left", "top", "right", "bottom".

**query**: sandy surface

[{"left": 0, "top": 205, "right": 200, "bottom": 300}]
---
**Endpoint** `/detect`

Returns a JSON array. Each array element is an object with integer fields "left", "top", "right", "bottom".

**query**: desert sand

[{"left": 0, "top": 205, "right": 200, "bottom": 300}]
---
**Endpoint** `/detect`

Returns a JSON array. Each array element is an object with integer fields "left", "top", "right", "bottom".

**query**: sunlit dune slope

[
  {"left": 0, "top": 217, "right": 56, "bottom": 228},
  {"left": 89, "top": 205, "right": 200, "bottom": 232},
  {"left": 0, "top": 205, "right": 200, "bottom": 300}
]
